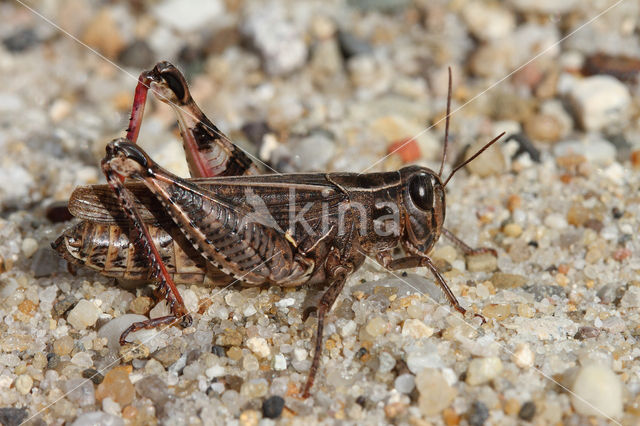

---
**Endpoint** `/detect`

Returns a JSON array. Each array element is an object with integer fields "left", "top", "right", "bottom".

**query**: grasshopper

[{"left": 53, "top": 62, "right": 502, "bottom": 397}]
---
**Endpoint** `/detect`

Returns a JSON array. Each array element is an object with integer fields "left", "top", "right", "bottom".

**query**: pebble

[
  {"left": 402, "top": 319, "right": 434, "bottom": 339},
  {"left": 53, "top": 335, "right": 74, "bottom": 356},
  {"left": 67, "top": 300, "right": 100, "bottom": 330},
  {"left": 571, "top": 364, "right": 622, "bottom": 418},
  {"left": 523, "top": 114, "right": 562, "bottom": 143},
  {"left": 119, "top": 343, "right": 150, "bottom": 363},
  {"left": 82, "top": 368, "right": 104, "bottom": 385},
  {"left": 466, "top": 357, "right": 503, "bottom": 386},
  {"left": 117, "top": 39, "right": 155, "bottom": 69},
  {"left": 246, "top": 337, "right": 270, "bottom": 358},
  {"left": 365, "top": 316, "right": 387, "bottom": 337},
  {"left": 15, "top": 374, "right": 32, "bottom": 395},
  {"left": 394, "top": 373, "right": 415, "bottom": 394},
  {"left": 468, "top": 401, "right": 489, "bottom": 426},
  {"left": 466, "top": 253, "right": 498, "bottom": 273},
  {"left": 3, "top": 28, "right": 39, "bottom": 53},
  {"left": 71, "top": 411, "right": 124, "bottom": 426},
  {"left": 502, "top": 223, "right": 522, "bottom": 238},
  {"left": 567, "top": 75, "right": 631, "bottom": 132},
  {"left": 518, "top": 401, "right": 536, "bottom": 421},
  {"left": 81, "top": 9, "right": 125, "bottom": 59},
  {"left": 242, "top": 5, "right": 307, "bottom": 75},
  {"left": 292, "top": 133, "right": 335, "bottom": 171},
  {"left": 489, "top": 272, "right": 527, "bottom": 289},
  {"left": 31, "top": 247, "right": 63, "bottom": 277},
  {"left": 21, "top": 238, "right": 38, "bottom": 258},
  {"left": 511, "top": 0, "right": 578, "bottom": 13},
  {"left": 95, "top": 368, "right": 135, "bottom": 406},
  {"left": 129, "top": 297, "right": 153, "bottom": 315},
  {"left": 262, "top": 395, "right": 285, "bottom": 419},
  {"left": 47, "top": 353, "right": 60, "bottom": 369},
  {"left": 620, "top": 286, "right": 640, "bottom": 308},
  {"left": 152, "top": 345, "right": 182, "bottom": 368},
  {"left": 462, "top": 2, "right": 515, "bottom": 41},
  {"left": 53, "top": 295, "right": 77, "bottom": 317},
  {"left": 415, "top": 369, "right": 457, "bottom": 416},
  {"left": 465, "top": 139, "right": 506, "bottom": 177},
  {"left": 0, "top": 407, "right": 28, "bottom": 426},
  {"left": 522, "top": 284, "right": 565, "bottom": 302},
  {"left": 242, "top": 354, "right": 259, "bottom": 372},
  {"left": 337, "top": 30, "right": 372, "bottom": 58},
  {"left": 239, "top": 409, "right": 260, "bottom": 426},
  {"left": 543, "top": 213, "right": 567, "bottom": 230},
  {"left": 240, "top": 379, "right": 268, "bottom": 398},
  {"left": 135, "top": 375, "right": 170, "bottom": 413},
  {"left": 512, "top": 343, "right": 535, "bottom": 368},
  {"left": 553, "top": 137, "right": 616, "bottom": 167},
  {"left": 64, "top": 378, "right": 96, "bottom": 406},
  {"left": 153, "top": 0, "right": 223, "bottom": 32}
]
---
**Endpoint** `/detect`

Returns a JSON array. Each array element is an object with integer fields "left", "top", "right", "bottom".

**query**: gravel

[{"left": 1, "top": 0, "right": 639, "bottom": 424}]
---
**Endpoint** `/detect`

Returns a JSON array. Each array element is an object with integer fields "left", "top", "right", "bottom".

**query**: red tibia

[{"left": 126, "top": 73, "right": 152, "bottom": 145}]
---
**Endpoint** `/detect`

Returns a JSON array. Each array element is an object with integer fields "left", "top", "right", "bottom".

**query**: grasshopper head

[{"left": 399, "top": 166, "right": 446, "bottom": 255}]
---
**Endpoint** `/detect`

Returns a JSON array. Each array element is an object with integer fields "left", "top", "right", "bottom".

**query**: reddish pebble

[
  {"left": 95, "top": 367, "right": 135, "bottom": 406},
  {"left": 388, "top": 138, "right": 421, "bottom": 163},
  {"left": 631, "top": 150, "right": 640, "bottom": 169},
  {"left": 613, "top": 248, "right": 631, "bottom": 262}
]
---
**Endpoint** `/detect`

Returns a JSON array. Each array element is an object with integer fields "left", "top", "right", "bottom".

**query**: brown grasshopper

[{"left": 53, "top": 62, "right": 502, "bottom": 397}]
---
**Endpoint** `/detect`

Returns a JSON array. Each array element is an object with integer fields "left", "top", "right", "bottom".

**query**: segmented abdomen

[{"left": 52, "top": 220, "right": 232, "bottom": 286}]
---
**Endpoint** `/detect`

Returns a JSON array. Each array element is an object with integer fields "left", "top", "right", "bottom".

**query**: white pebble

[
  {"left": 273, "top": 354, "right": 287, "bottom": 371},
  {"left": 243, "top": 304, "right": 257, "bottom": 317},
  {"left": 568, "top": 75, "right": 631, "bottom": 132},
  {"left": 466, "top": 357, "right": 503, "bottom": 385},
  {"left": 394, "top": 373, "right": 415, "bottom": 394},
  {"left": 621, "top": 287, "right": 640, "bottom": 308},
  {"left": 340, "top": 320, "right": 357, "bottom": 337},
  {"left": 205, "top": 365, "right": 226, "bottom": 379},
  {"left": 67, "top": 300, "right": 100, "bottom": 330},
  {"left": 293, "top": 348, "right": 307, "bottom": 361},
  {"left": 401, "top": 319, "right": 434, "bottom": 339},
  {"left": 571, "top": 364, "right": 622, "bottom": 418},
  {"left": 246, "top": 337, "right": 271, "bottom": 358},
  {"left": 275, "top": 298, "right": 295, "bottom": 308},
  {"left": 154, "top": 0, "right": 223, "bottom": 32},
  {"left": 21, "top": 238, "right": 38, "bottom": 258},
  {"left": 512, "top": 343, "right": 534, "bottom": 368},
  {"left": 15, "top": 374, "right": 33, "bottom": 395},
  {"left": 102, "top": 397, "right": 121, "bottom": 416},
  {"left": 70, "top": 352, "right": 93, "bottom": 368},
  {"left": 71, "top": 411, "right": 124, "bottom": 426},
  {"left": 543, "top": 213, "right": 567, "bottom": 230}
]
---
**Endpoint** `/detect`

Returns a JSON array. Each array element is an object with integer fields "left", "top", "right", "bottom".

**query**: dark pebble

[
  {"left": 3, "top": 28, "right": 38, "bottom": 53},
  {"left": 356, "top": 395, "right": 367, "bottom": 407},
  {"left": 53, "top": 295, "right": 77, "bottom": 317},
  {"left": 118, "top": 39, "right": 156, "bottom": 69},
  {"left": 468, "top": 401, "right": 489, "bottom": 426},
  {"left": 262, "top": 395, "right": 285, "bottom": 419},
  {"left": 46, "top": 353, "right": 60, "bottom": 369},
  {"left": 45, "top": 201, "right": 73, "bottom": 223},
  {"left": 584, "top": 218, "right": 603, "bottom": 233},
  {"left": 82, "top": 368, "right": 104, "bottom": 384},
  {"left": 527, "top": 240, "right": 539, "bottom": 248},
  {"left": 611, "top": 207, "right": 624, "bottom": 219},
  {"left": 522, "top": 284, "right": 566, "bottom": 302},
  {"left": 337, "top": 30, "right": 372, "bottom": 58},
  {"left": 583, "top": 52, "right": 640, "bottom": 82},
  {"left": 0, "top": 407, "right": 28, "bottom": 426},
  {"left": 211, "top": 345, "right": 225, "bottom": 357},
  {"left": 505, "top": 133, "right": 541, "bottom": 163},
  {"left": 518, "top": 401, "right": 536, "bottom": 421},
  {"left": 574, "top": 326, "right": 600, "bottom": 340},
  {"left": 31, "top": 247, "right": 63, "bottom": 278},
  {"left": 355, "top": 347, "right": 368, "bottom": 359},
  {"left": 241, "top": 121, "right": 272, "bottom": 147},
  {"left": 221, "top": 375, "right": 243, "bottom": 392},
  {"left": 597, "top": 284, "right": 623, "bottom": 305}
]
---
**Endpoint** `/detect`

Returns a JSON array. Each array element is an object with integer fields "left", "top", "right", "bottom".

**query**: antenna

[
  {"left": 438, "top": 67, "right": 453, "bottom": 178},
  {"left": 442, "top": 132, "right": 506, "bottom": 187}
]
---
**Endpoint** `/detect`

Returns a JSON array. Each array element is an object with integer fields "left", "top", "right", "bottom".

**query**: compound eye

[
  {"left": 408, "top": 173, "right": 434, "bottom": 211},
  {"left": 160, "top": 71, "right": 185, "bottom": 101}
]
